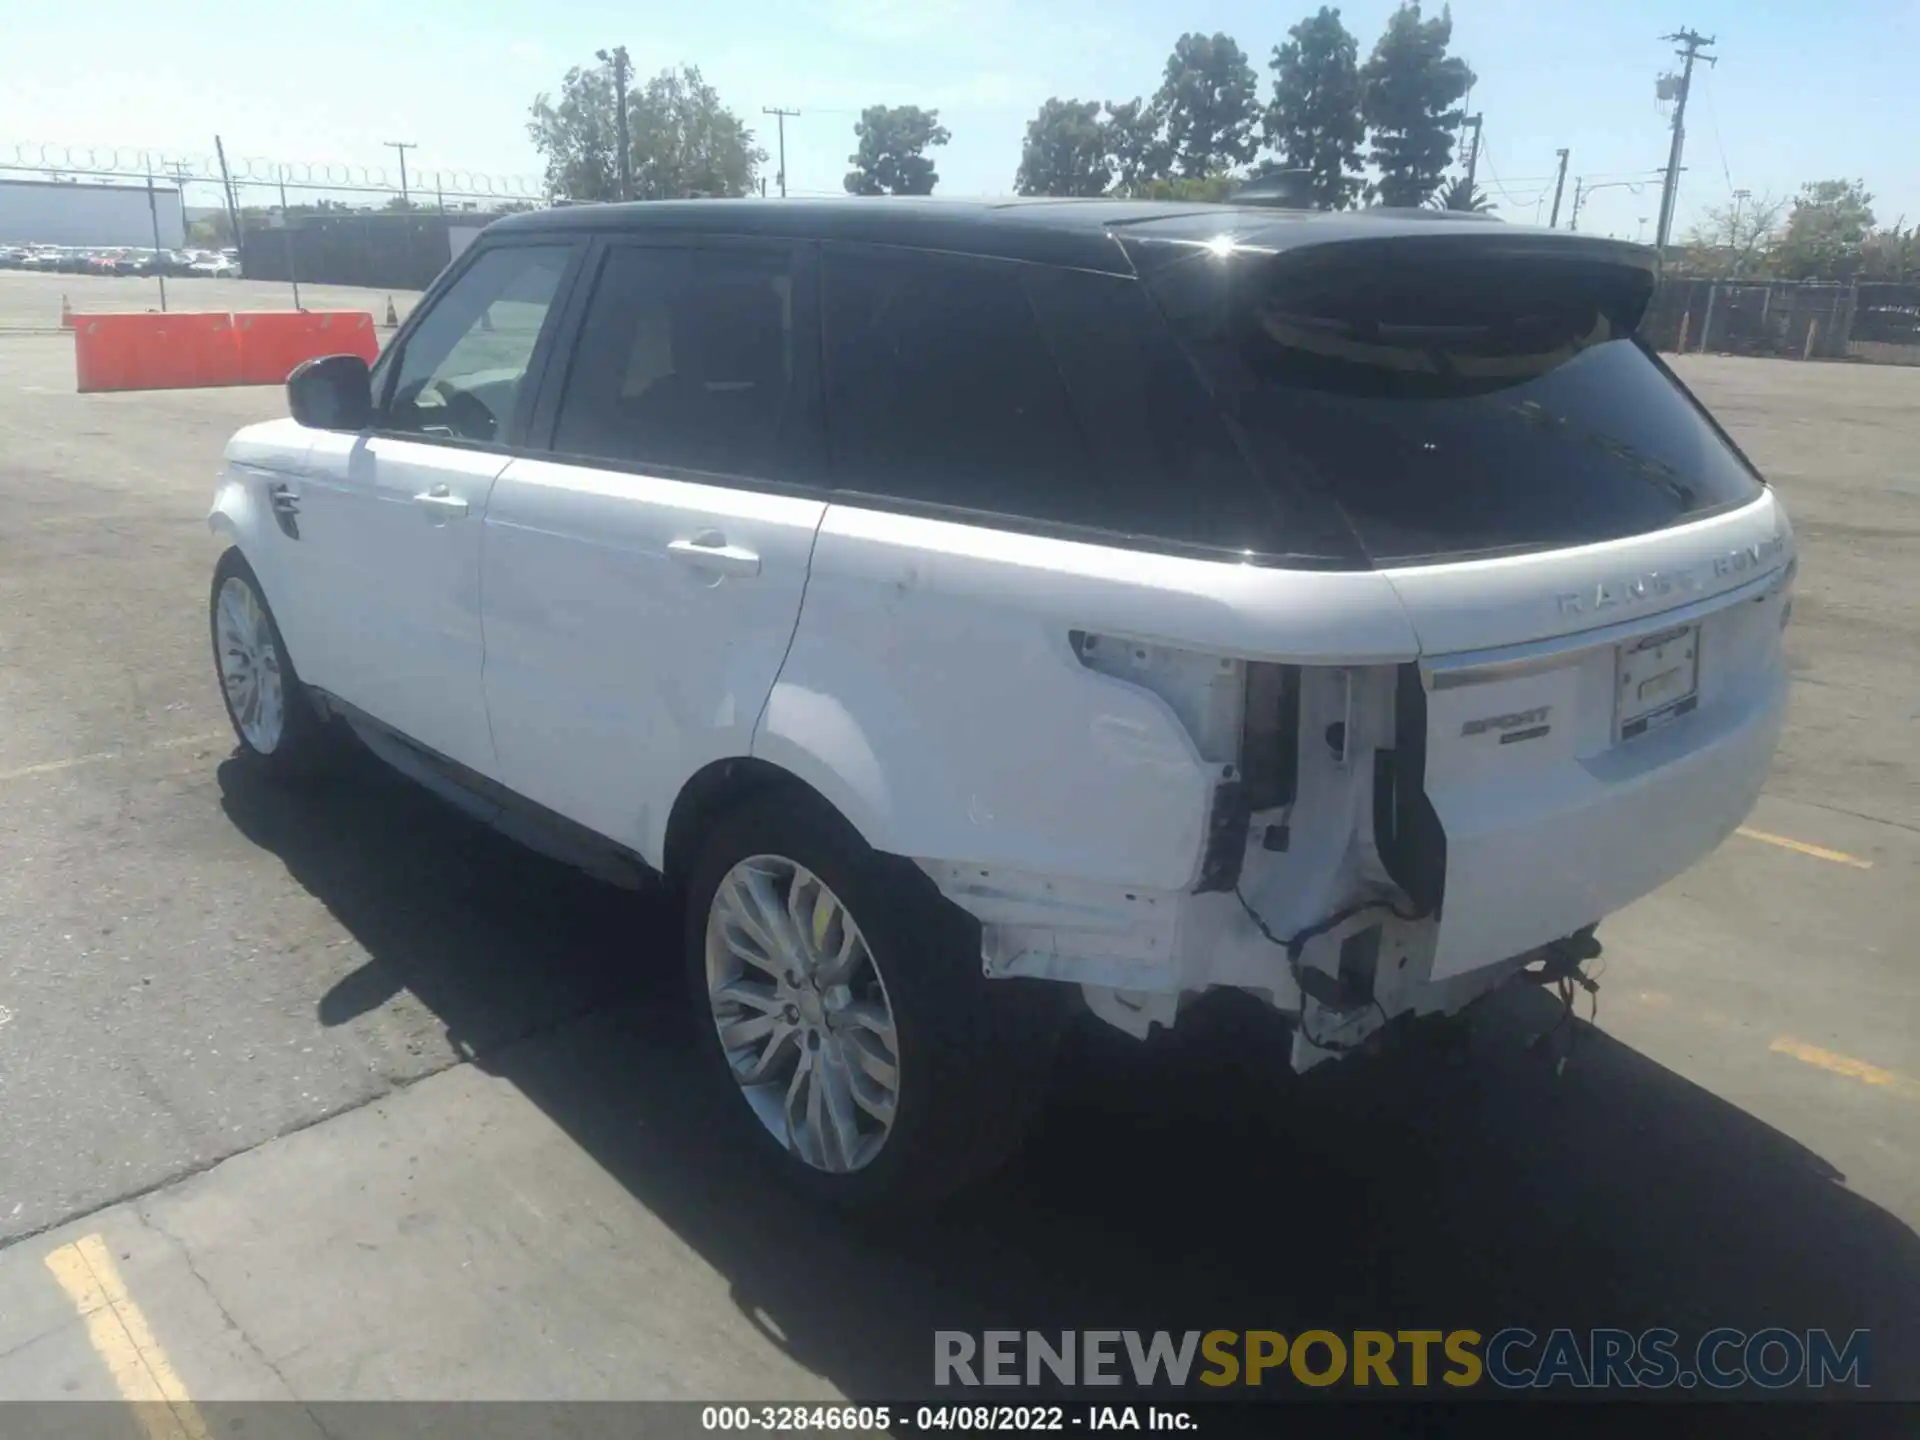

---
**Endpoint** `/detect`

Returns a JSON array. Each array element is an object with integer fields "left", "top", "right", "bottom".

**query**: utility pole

[
  {"left": 763, "top": 107, "right": 799, "bottom": 197},
  {"left": 144, "top": 173, "right": 169, "bottom": 311},
  {"left": 597, "top": 47, "right": 633, "bottom": 199},
  {"left": 278, "top": 165, "right": 301, "bottom": 311},
  {"left": 213, "top": 134, "right": 243, "bottom": 257},
  {"left": 1460, "top": 113, "right": 1483, "bottom": 195},
  {"left": 384, "top": 141, "right": 416, "bottom": 208},
  {"left": 1569, "top": 177, "right": 1585, "bottom": 232},
  {"left": 1653, "top": 28, "right": 1715, "bottom": 258},
  {"left": 1548, "top": 148, "right": 1570, "bottom": 227}
]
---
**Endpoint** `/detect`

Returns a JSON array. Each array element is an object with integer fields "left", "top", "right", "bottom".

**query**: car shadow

[{"left": 218, "top": 749, "right": 1920, "bottom": 1403}]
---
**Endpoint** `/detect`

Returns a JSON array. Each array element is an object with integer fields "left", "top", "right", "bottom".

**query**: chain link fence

[{"left": 1645, "top": 278, "right": 1920, "bottom": 366}]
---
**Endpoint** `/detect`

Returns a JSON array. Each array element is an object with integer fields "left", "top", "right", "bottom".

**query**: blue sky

[{"left": 4, "top": 0, "right": 1916, "bottom": 241}]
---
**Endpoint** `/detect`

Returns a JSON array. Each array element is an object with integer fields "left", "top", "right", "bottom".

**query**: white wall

[{"left": 0, "top": 180, "right": 187, "bottom": 248}]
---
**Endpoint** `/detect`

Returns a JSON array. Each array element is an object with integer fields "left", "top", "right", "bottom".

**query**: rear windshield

[{"left": 1145, "top": 239, "right": 1766, "bottom": 565}]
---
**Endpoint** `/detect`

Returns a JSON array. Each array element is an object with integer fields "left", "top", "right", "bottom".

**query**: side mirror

[{"left": 288, "top": 354, "right": 373, "bottom": 431}]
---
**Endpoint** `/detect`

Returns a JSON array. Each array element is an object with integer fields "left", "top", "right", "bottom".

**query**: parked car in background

[
  {"left": 190, "top": 253, "right": 240, "bottom": 278},
  {"left": 0, "top": 246, "right": 31, "bottom": 268},
  {"left": 204, "top": 199, "right": 1794, "bottom": 1207},
  {"left": 85, "top": 250, "right": 122, "bottom": 275}
]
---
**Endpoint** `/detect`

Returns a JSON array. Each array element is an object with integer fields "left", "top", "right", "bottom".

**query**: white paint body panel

[
  {"left": 754, "top": 503, "right": 1421, "bottom": 892},
  {"left": 208, "top": 418, "right": 312, "bottom": 631},
  {"left": 291, "top": 430, "right": 507, "bottom": 777},
  {"left": 480, "top": 457, "right": 825, "bottom": 863},
  {"left": 1396, "top": 492, "right": 1794, "bottom": 980}
]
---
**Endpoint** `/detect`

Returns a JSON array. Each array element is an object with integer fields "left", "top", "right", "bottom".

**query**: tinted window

[
  {"left": 384, "top": 244, "right": 572, "bottom": 444},
  {"left": 822, "top": 247, "right": 1090, "bottom": 518},
  {"left": 553, "top": 245, "right": 797, "bottom": 479},
  {"left": 1147, "top": 242, "right": 1766, "bottom": 564},
  {"left": 1024, "top": 265, "right": 1356, "bottom": 562}
]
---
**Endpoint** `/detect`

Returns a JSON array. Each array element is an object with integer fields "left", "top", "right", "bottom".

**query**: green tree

[
  {"left": 527, "top": 60, "right": 624, "bottom": 201},
  {"left": 1014, "top": 98, "right": 1113, "bottom": 196},
  {"left": 1678, "top": 192, "right": 1785, "bottom": 277},
  {"left": 1360, "top": 3, "right": 1475, "bottom": 208},
  {"left": 528, "top": 59, "right": 764, "bottom": 202},
  {"left": 1103, "top": 97, "right": 1173, "bottom": 192},
  {"left": 628, "top": 65, "right": 765, "bottom": 199},
  {"left": 1426, "top": 176, "right": 1493, "bottom": 211},
  {"left": 844, "top": 105, "right": 950, "bottom": 195},
  {"left": 1265, "top": 7, "right": 1365, "bottom": 210},
  {"left": 1154, "top": 33, "right": 1260, "bottom": 179},
  {"left": 1773, "top": 179, "right": 1877, "bottom": 280},
  {"left": 1860, "top": 221, "right": 1916, "bottom": 282}
]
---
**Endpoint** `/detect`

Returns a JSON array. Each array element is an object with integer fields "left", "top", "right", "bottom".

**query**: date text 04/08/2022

[{"left": 700, "top": 1405, "right": 1195, "bottom": 1431}]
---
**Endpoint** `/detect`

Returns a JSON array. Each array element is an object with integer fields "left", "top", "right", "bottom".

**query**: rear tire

[
  {"left": 209, "top": 548, "right": 334, "bottom": 779},
  {"left": 684, "top": 791, "right": 1068, "bottom": 1211}
]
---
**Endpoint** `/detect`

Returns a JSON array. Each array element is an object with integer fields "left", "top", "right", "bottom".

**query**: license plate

[{"left": 1616, "top": 625, "right": 1700, "bottom": 741}]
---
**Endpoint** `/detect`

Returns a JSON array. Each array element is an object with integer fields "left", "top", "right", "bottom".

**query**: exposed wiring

[
  {"left": 1517, "top": 933, "right": 1603, "bottom": 1071},
  {"left": 1235, "top": 887, "right": 1419, "bottom": 1054}
]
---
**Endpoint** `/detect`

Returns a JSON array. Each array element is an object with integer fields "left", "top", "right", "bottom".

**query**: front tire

[
  {"left": 685, "top": 792, "right": 1068, "bottom": 1210},
  {"left": 209, "top": 548, "right": 331, "bottom": 777}
]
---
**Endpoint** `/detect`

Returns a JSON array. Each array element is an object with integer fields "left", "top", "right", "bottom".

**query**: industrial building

[{"left": 0, "top": 177, "right": 186, "bottom": 248}]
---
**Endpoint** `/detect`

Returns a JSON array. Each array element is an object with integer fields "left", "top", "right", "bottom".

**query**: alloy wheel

[
  {"left": 704, "top": 856, "right": 902, "bottom": 1173},
  {"left": 214, "top": 575, "right": 286, "bottom": 754}
]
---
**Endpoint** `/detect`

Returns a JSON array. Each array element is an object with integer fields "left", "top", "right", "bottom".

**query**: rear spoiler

[{"left": 1128, "top": 227, "right": 1661, "bottom": 336}]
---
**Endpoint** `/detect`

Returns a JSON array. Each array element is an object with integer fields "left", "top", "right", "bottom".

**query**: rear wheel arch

[{"left": 663, "top": 757, "right": 872, "bottom": 889}]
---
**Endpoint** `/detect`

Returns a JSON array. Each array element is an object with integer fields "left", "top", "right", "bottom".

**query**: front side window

[
  {"left": 551, "top": 244, "right": 798, "bottom": 480},
  {"left": 382, "top": 244, "right": 573, "bottom": 444}
]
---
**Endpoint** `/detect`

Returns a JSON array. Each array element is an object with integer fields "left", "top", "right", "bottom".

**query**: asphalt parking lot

[{"left": 0, "top": 271, "right": 1916, "bottom": 1408}]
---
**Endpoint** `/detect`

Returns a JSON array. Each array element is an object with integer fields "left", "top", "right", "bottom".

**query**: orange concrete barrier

[
  {"left": 233, "top": 310, "right": 379, "bottom": 386},
  {"left": 72, "top": 309, "right": 381, "bottom": 393},
  {"left": 73, "top": 312, "right": 241, "bottom": 393}
]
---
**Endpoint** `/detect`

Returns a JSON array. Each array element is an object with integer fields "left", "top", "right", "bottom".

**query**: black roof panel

[{"left": 483, "top": 197, "right": 1649, "bottom": 276}]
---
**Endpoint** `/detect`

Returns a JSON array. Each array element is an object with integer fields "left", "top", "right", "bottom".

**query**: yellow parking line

[
  {"left": 44, "top": 1234, "right": 210, "bottom": 1440},
  {"left": 0, "top": 732, "right": 227, "bottom": 786},
  {"left": 1770, "top": 1038, "right": 1913, "bottom": 1095},
  {"left": 1735, "top": 827, "right": 1873, "bottom": 869}
]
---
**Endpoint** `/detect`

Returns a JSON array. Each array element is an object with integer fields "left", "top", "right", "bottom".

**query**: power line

[{"left": 1700, "top": 63, "right": 1734, "bottom": 192}]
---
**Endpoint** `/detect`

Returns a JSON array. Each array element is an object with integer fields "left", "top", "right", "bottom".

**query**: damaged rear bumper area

[{"left": 917, "top": 600, "right": 1788, "bottom": 1071}]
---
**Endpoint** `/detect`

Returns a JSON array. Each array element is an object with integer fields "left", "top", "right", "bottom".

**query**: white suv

[{"left": 208, "top": 199, "right": 1793, "bottom": 1205}]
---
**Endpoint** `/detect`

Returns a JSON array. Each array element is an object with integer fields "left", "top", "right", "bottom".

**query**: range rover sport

[{"left": 207, "top": 198, "right": 1793, "bottom": 1205}]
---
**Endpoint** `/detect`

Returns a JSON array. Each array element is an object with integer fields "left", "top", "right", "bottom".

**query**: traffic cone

[
  {"left": 59, "top": 294, "right": 74, "bottom": 329},
  {"left": 384, "top": 295, "right": 399, "bottom": 327}
]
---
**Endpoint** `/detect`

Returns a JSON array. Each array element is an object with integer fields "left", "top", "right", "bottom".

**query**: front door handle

[
  {"left": 414, "top": 483, "right": 470, "bottom": 520},
  {"left": 668, "top": 534, "right": 761, "bottom": 578}
]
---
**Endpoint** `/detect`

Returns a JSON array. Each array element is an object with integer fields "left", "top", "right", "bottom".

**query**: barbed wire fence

[
  {"left": 2, "top": 140, "right": 546, "bottom": 212},
  {"left": 3, "top": 140, "right": 552, "bottom": 301}
]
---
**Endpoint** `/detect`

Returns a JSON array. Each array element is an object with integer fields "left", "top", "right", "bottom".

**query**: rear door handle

[
  {"left": 414, "top": 483, "right": 470, "bottom": 520},
  {"left": 668, "top": 534, "right": 761, "bottom": 578}
]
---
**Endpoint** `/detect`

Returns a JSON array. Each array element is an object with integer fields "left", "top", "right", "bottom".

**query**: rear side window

[
  {"left": 553, "top": 244, "right": 799, "bottom": 480},
  {"left": 823, "top": 245, "right": 1339, "bottom": 559},
  {"left": 822, "top": 246, "right": 1087, "bottom": 518},
  {"left": 1146, "top": 240, "right": 1766, "bottom": 565}
]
